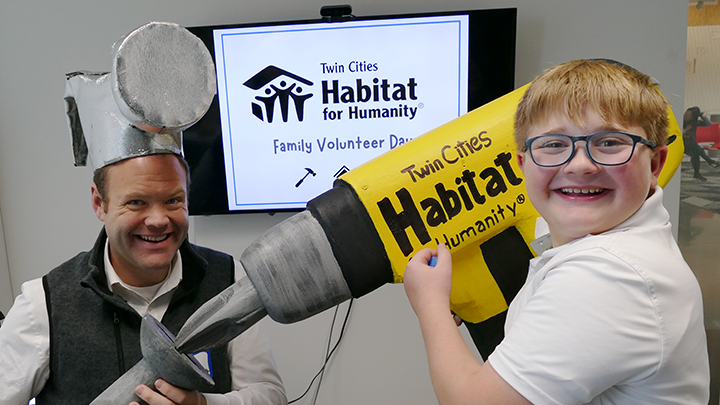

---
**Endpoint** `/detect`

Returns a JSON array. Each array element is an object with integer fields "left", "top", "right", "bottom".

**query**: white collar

[{"left": 103, "top": 239, "right": 183, "bottom": 306}]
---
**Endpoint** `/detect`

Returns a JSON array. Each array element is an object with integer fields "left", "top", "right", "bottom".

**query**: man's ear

[
  {"left": 650, "top": 145, "right": 668, "bottom": 188},
  {"left": 91, "top": 183, "right": 106, "bottom": 221}
]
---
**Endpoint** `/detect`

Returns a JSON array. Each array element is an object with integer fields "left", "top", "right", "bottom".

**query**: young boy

[{"left": 404, "top": 59, "right": 710, "bottom": 404}]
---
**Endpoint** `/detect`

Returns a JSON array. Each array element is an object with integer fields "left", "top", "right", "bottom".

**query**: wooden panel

[{"left": 689, "top": 3, "right": 720, "bottom": 26}]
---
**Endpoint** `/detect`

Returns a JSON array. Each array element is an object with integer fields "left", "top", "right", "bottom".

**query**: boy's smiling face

[{"left": 518, "top": 110, "right": 667, "bottom": 247}]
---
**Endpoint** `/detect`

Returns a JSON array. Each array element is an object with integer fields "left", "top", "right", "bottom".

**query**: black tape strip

[
  {"left": 481, "top": 226, "right": 532, "bottom": 304},
  {"left": 463, "top": 311, "right": 506, "bottom": 361},
  {"left": 464, "top": 226, "right": 533, "bottom": 358},
  {"left": 307, "top": 180, "right": 394, "bottom": 298}
]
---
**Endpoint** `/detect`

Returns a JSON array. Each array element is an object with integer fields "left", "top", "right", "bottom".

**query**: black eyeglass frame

[{"left": 522, "top": 131, "right": 659, "bottom": 168}]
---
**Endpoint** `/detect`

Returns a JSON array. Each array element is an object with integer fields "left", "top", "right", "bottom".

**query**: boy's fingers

[
  {"left": 452, "top": 313, "right": 463, "bottom": 326},
  {"left": 436, "top": 243, "right": 452, "bottom": 264},
  {"left": 409, "top": 247, "right": 437, "bottom": 265}
]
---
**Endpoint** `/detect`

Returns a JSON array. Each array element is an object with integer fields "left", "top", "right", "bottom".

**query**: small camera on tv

[{"left": 320, "top": 4, "right": 353, "bottom": 20}]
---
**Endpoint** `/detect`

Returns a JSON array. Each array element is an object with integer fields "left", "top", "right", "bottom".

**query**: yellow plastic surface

[{"left": 341, "top": 84, "right": 682, "bottom": 323}]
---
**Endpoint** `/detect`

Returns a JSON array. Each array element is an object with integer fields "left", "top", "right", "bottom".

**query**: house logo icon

[{"left": 243, "top": 66, "right": 314, "bottom": 123}]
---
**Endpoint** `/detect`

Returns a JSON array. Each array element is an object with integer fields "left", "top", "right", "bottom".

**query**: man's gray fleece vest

[{"left": 36, "top": 229, "right": 234, "bottom": 405}]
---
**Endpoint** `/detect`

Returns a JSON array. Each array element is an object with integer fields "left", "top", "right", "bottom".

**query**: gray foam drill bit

[{"left": 174, "top": 275, "right": 267, "bottom": 354}]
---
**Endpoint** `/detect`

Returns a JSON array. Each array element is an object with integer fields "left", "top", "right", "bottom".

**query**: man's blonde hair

[{"left": 514, "top": 59, "right": 669, "bottom": 149}]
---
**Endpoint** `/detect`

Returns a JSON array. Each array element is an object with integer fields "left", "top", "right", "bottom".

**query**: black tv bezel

[{"left": 183, "top": 8, "right": 517, "bottom": 216}]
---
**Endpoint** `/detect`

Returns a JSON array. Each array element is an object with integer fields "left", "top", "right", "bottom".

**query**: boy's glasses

[{"left": 522, "top": 131, "right": 658, "bottom": 167}]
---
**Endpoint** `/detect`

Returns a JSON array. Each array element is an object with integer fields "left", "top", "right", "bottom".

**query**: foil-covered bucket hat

[{"left": 64, "top": 21, "right": 216, "bottom": 169}]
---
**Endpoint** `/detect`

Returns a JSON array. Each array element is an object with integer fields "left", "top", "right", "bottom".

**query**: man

[
  {"left": 0, "top": 22, "right": 287, "bottom": 405},
  {"left": 0, "top": 153, "right": 287, "bottom": 405},
  {"left": 682, "top": 106, "right": 718, "bottom": 181}
]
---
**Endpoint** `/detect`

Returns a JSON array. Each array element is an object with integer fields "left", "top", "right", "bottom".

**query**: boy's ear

[
  {"left": 517, "top": 151, "right": 526, "bottom": 173},
  {"left": 91, "top": 184, "right": 106, "bottom": 222},
  {"left": 650, "top": 145, "right": 668, "bottom": 186}
]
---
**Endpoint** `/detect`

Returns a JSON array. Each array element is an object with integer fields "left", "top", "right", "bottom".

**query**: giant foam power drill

[
  {"left": 86, "top": 24, "right": 684, "bottom": 404},
  {"left": 173, "top": 78, "right": 683, "bottom": 354}
]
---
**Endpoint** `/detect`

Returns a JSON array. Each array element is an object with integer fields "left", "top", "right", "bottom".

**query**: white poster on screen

[{"left": 213, "top": 15, "right": 469, "bottom": 211}]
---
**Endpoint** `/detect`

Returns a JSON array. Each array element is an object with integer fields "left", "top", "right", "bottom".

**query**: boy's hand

[
  {"left": 131, "top": 379, "right": 207, "bottom": 405},
  {"left": 403, "top": 243, "right": 453, "bottom": 319}
]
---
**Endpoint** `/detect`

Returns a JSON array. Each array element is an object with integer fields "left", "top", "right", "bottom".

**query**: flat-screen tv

[{"left": 184, "top": 8, "right": 516, "bottom": 215}]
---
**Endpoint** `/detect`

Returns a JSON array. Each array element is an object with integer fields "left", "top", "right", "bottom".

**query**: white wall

[{"left": 0, "top": 1, "right": 689, "bottom": 404}]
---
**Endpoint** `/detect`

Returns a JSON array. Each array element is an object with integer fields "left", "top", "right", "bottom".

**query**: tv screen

[{"left": 184, "top": 8, "right": 516, "bottom": 215}]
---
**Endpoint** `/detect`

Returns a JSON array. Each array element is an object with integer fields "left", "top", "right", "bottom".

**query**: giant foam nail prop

[
  {"left": 65, "top": 22, "right": 217, "bottom": 405},
  {"left": 91, "top": 315, "right": 215, "bottom": 405},
  {"left": 64, "top": 21, "right": 216, "bottom": 170}
]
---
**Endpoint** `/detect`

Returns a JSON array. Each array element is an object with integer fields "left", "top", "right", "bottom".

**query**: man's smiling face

[{"left": 92, "top": 154, "right": 189, "bottom": 286}]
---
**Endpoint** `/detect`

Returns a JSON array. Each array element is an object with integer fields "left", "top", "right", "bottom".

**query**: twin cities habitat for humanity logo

[
  {"left": 244, "top": 64, "right": 422, "bottom": 125},
  {"left": 243, "top": 65, "right": 314, "bottom": 123}
]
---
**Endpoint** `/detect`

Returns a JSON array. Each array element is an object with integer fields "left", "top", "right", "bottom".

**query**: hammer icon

[{"left": 295, "top": 168, "right": 316, "bottom": 187}]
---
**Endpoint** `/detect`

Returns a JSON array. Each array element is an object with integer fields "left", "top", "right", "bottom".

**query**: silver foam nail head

[{"left": 64, "top": 22, "right": 216, "bottom": 169}]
